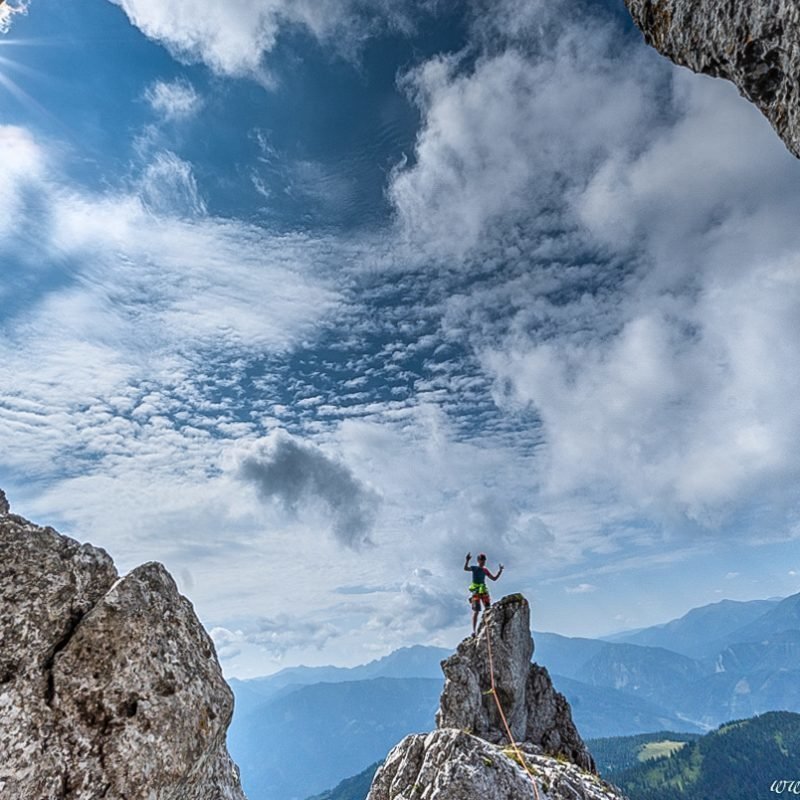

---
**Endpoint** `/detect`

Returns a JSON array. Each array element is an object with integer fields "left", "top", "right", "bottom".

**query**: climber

[{"left": 464, "top": 552, "right": 504, "bottom": 635}]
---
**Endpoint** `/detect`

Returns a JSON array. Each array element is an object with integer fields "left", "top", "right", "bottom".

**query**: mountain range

[{"left": 228, "top": 591, "right": 800, "bottom": 800}]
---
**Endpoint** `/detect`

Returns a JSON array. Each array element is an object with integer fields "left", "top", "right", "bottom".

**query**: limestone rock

[
  {"left": 0, "top": 493, "right": 246, "bottom": 800},
  {"left": 368, "top": 729, "right": 622, "bottom": 800},
  {"left": 437, "top": 594, "right": 594, "bottom": 771},
  {"left": 367, "top": 595, "right": 609, "bottom": 800},
  {"left": 624, "top": 0, "right": 800, "bottom": 158}
]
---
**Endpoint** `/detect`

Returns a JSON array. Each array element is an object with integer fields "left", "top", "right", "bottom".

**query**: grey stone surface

[
  {"left": 368, "top": 729, "right": 623, "bottom": 800},
  {"left": 437, "top": 594, "right": 594, "bottom": 771},
  {"left": 624, "top": 0, "right": 800, "bottom": 157},
  {"left": 0, "top": 493, "right": 246, "bottom": 800},
  {"left": 368, "top": 595, "right": 608, "bottom": 800}
]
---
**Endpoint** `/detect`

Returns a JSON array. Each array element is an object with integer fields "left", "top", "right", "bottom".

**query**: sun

[{"left": 0, "top": 2, "right": 48, "bottom": 117}]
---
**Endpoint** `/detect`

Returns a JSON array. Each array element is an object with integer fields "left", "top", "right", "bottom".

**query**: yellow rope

[{"left": 483, "top": 614, "right": 541, "bottom": 800}]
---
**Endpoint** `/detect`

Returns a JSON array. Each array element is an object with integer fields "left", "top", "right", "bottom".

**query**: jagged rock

[
  {"left": 0, "top": 489, "right": 9, "bottom": 515},
  {"left": 0, "top": 493, "right": 246, "bottom": 800},
  {"left": 624, "top": 0, "right": 800, "bottom": 158},
  {"left": 437, "top": 594, "right": 594, "bottom": 771},
  {"left": 367, "top": 595, "right": 612, "bottom": 800},
  {"left": 368, "top": 729, "right": 623, "bottom": 800}
]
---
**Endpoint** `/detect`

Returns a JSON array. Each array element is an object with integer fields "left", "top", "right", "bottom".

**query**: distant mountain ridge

[
  {"left": 230, "top": 591, "right": 800, "bottom": 800},
  {"left": 606, "top": 598, "right": 782, "bottom": 658},
  {"left": 229, "top": 676, "right": 442, "bottom": 800},
  {"left": 535, "top": 592, "right": 800, "bottom": 728},
  {"left": 230, "top": 645, "right": 450, "bottom": 710}
]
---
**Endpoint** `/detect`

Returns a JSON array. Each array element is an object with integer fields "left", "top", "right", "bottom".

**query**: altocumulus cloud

[
  {"left": 387, "top": 0, "right": 800, "bottom": 540},
  {"left": 237, "top": 430, "right": 381, "bottom": 549}
]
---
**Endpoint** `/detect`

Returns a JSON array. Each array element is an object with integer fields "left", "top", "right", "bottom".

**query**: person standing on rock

[{"left": 464, "top": 552, "right": 503, "bottom": 635}]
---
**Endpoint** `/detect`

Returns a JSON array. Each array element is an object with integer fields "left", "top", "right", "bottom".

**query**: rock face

[
  {"left": 437, "top": 594, "right": 594, "bottom": 771},
  {"left": 367, "top": 595, "right": 622, "bottom": 800},
  {"left": 0, "top": 493, "right": 246, "bottom": 800},
  {"left": 624, "top": 0, "right": 800, "bottom": 158}
]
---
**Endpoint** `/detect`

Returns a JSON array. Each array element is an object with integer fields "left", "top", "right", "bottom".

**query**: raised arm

[
  {"left": 463, "top": 552, "right": 472, "bottom": 572},
  {"left": 486, "top": 563, "right": 504, "bottom": 581}
]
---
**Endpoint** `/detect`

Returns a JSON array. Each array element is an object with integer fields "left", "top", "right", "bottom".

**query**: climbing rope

[{"left": 483, "top": 614, "right": 542, "bottom": 800}]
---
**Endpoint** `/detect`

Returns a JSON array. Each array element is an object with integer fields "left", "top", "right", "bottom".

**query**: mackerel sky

[{"left": 2, "top": 0, "right": 800, "bottom": 676}]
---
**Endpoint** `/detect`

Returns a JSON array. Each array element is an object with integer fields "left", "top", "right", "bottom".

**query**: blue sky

[{"left": 3, "top": 0, "right": 800, "bottom": 677}]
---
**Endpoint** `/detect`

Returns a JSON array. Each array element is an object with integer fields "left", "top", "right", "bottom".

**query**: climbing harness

[{"left": 483, "top": 617, "right": 541, "bottom": 800}]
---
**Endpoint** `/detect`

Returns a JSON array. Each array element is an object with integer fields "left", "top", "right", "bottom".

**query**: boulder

[{"left": 0, "top": 492, "right": 246, "bottom": 799}]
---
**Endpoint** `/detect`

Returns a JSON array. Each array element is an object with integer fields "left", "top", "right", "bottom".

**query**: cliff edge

[
  {"left": 367, "top": 594, "right": 624, "bottom": 800},
  {"left": 624, "top": 0, "right": 800, "bottom": 158},
  {"left": 0, "top": 489, "right": 246, "bottom": 799}
]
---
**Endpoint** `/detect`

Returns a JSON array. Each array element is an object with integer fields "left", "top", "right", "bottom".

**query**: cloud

[
  {"left": 364, "top": 581, "right": 466, "bottom": 640},
  {"left": 137, "top": 150, "right": 207, "bottom": 217},
  {"left": 0, "top": 123, "right": 339, "bottom": 527},
  {"left": 388, "top": 10, "right": 662, "bottom": 256},
  {"left": 144, "top": 78, "right": 203, "bottom": 121},
  {"left": 482, "top": 73, "right": 800, "bottom": 528},
  {"left": 110, "top": 0, "right": 420, "bottom": 77},
  {"left": 0, "top": 125, "right": 48, "bottom": 241},
  {"left": 0, "top": 0, "right": 28, "bottom": 33},
  {"left": 382, "top": 0, "right": 800, "bottom": 540},
  {"left": 211, "top": 616, "right": 339, "bottom": 660},
  {"left": 237, "top": 430, "right": 381, "bottom": 549},
  {"left": 565, "top": 583, "right": 596, "bottom": 594}
]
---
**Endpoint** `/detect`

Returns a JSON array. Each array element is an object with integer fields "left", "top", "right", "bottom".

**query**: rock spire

[{"left": 367, "top": 594, "right": 622, "bottom": 800}]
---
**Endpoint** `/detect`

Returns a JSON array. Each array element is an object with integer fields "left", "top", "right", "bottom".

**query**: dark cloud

[{"left": 238, "top": 430, "right": 380, "bottom": 548}]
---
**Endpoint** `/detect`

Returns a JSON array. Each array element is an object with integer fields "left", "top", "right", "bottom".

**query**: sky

[{"left": 2, "top": 0, "right": 800, "bottom": 678}]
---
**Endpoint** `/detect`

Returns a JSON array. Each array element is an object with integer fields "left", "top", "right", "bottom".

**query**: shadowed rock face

[
  {"left": 624, "top": 0, "right": 800, "bottom": 158},
  {"left": 368, "top": 595, "right": 617, "bottom": 800},
  {"left": 0, "top": 492, "right": 246, "bottom": 800}
]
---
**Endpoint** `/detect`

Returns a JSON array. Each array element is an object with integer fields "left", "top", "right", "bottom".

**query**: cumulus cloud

[
  {"left": 211, "top": 616, "right": 339, "bottom": 660},
  {"left": 385, "top": 0, "right": 800, "bottom": 538},
  {"left": 482, "top": 74, "right": 800, "bottom": 528},
  {"left": 111, "top": 0, "right": 419, "bottom": 77},
  {"left": 364, "top": 581, "right": 466, "bottom": 640},
  {"left": 388, "top": 11, "right": 661, "bottom": 255},
  {"left": 237, "top": 430, "right": 381, "bottom": 549},
  {"left": 144, "top": 78, "right": 203, "bottom": 120}
]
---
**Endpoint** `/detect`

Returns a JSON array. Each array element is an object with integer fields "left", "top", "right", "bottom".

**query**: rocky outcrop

[
  {"left": 437, "top": 594, "right": 594, "bottom": 771},
  {"left": 0, "top": 492, "right": 246, "bottom": 800},
  {"left": 367, "top": 595, "right": 622, "bottom": 800},
  {"left": 369, "top": 729, "right": 621, "bottom": 800},
  {"left": 624, "top": 0, "right": 800, "bottom": 158}
]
